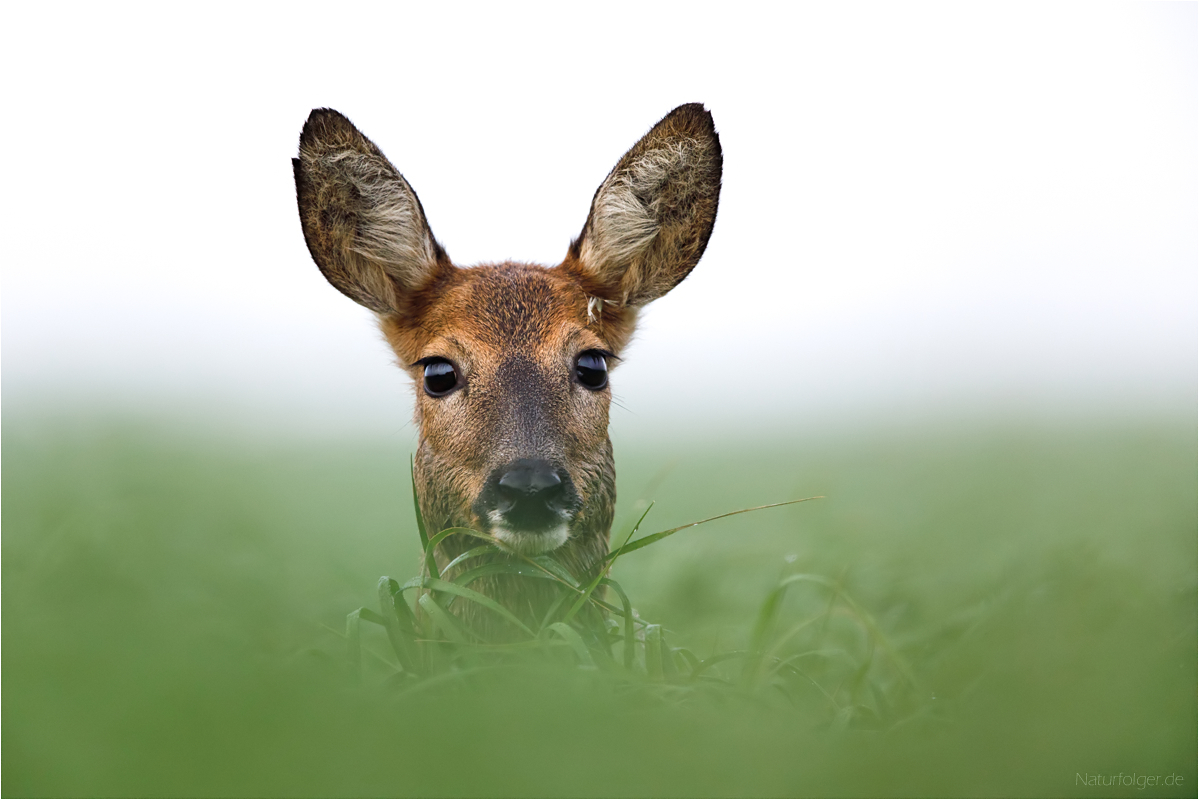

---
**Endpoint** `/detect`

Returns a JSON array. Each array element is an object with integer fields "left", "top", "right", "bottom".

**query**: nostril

[
  {"left": 498, "top": 460, "right": 563, "bottom": 496},
  {"left": 477, "top": 458, "right": 579, "bottom": 535}
]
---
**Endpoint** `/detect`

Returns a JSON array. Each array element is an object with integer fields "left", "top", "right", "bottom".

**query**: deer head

[{"left": 293, "top": 104, "right": 721, "bottom": 620}]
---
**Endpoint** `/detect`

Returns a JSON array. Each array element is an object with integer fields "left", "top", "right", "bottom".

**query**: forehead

[{"left": 424, "top": 262, "right": 590, "bottom": 351}]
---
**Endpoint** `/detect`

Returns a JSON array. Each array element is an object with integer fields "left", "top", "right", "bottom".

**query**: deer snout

[
  {"left": 497, "top": 460, "right": 562, "bottom": 499},
  {"left": 474, "top": 459, "right": 580, "bottom": 554}
]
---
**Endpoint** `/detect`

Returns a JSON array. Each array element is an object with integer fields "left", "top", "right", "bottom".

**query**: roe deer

[{"left": 293, "top": 104, "right": 721, "bottom": 631}]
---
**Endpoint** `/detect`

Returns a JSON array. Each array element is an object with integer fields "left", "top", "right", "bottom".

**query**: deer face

[
  {"left": 384, "top": 263, "right": 621, "bottom": 558},
  {"left": 294, "top": 105, "right": 721, "bottom": 580}
]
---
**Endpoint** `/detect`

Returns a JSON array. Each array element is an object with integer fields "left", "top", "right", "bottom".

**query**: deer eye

[
  {"left": 575, "top": 351, "right": 609, "bottom": 391},
  {"left": 421, "top": 359, "right": 459, "bottom": 397}
]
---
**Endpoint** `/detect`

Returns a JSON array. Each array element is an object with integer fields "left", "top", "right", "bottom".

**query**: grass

[
  {"left": 346, "top": 492, "right": 849, "bottom": 695},
  {"left": 2, "top": 416, "right": 1195, "bottom": 796}
]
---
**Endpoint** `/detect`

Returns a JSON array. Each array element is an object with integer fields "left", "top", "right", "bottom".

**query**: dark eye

[
  {"left": 422, "top": 359, "right": 458, "bottom": 397},
  {"left": 575, "top": 351, "right": 608, "bottom": 391}
]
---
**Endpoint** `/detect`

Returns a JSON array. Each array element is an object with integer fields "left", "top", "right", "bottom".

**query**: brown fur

[{"left": 293, "top": 105, "right": 722, "bottom": 636}]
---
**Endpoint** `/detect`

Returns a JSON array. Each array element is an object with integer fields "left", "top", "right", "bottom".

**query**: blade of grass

[
  {"left": 418, "top": 526, "right": 500, "bottom": 582},
  {"left": 386, "top": 579, "right": 425, "bottom": 640},
  {"left": 562, "top": 503, "right": 654, "bottom": 626},
  {"left": 352, "top": 607, "right": 388, "bottom": 626},
  {"left": 525, "top": 554, "right": 580, "bottom": 588},
  {"left": 675, "top": 647, "right": 702, "bottom": 676},
  {"left": 421, "top": 577, "right": 535, "bottom": 637},
  {"left": 422, "top": 527, "right": 477, "bottom": 581},
  {"left": 377, "top": 577, "right": 417, "bottom": 672},
  {"left": 543, "top": 623, "right": 595, "bottom": 667},
  {"left": 442, "top": 545, "right": 500, "bottom": 575},
  {"left": 762, "top": 613, "right": 826, "bottom": 666},
  {"left": 744, "top": 573, "right": 820, "bottom": 688},
  {"left": 559, "top": 570, "right": 606, "bottom": 626},
  {"left": 645, "top": 624, "right": 663, "bottom": 680},
  {"left": 774, "top": 658, "right": 841, "bottom": 707},
  {"left": 774, "top": 573, "right": 918, "bottom": 688},
  {"left": 692, "top": 650, "right": 751, "bottom": 679},
  {"left": 578, "top": 617, "right": 618, "bottom": 670},
  {"left": 410, "top": 456, "right": 428, "bottom": 553},
  {"left": 428, "top": 527, "right": 498, "bottom": 549},
  {"left": 659, "top": 628, "right": 678, "bottom": 681},
  {"left": 417, "top": 593, "right": 475, "bottom": 644},
  {"left": 601, "top": 578, "right": 636, "bottom": 669},
  {"left": 345, "top": 608, "right": 365, "bottom": 680},
  {"left": 612, "top": 461, "right": 673, "bottom": 538},
  {"left": 538, "top": 592, "right": 571, "bottom": 632},
  {"left": 452, "top": 561, "right": 556, "bottom": 588},
  {"left": 603, "top": 497, "right": 823, "bottom": 563},
  {"left": 607, "top": 501, "right": 655, "bottom": 569}
]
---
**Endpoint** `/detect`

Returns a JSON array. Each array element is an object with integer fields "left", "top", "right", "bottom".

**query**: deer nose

[
  {"left": 478, "top": 458, "right": 578, "bottom": 535},
  {"left": 498, "top": 459, "right": 563, "bottom": 496}
]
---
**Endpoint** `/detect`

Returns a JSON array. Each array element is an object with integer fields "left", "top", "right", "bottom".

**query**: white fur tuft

[
  {"left": 586, "top": 296, "right": 606, "bottom": 322},
  {"left": 488, "top": 510, "right": 571, "bottom": 555}
]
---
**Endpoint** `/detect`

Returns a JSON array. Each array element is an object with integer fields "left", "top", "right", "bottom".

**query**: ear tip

[
  {"left": 304, "top": 107, "right": 350, "bottom": 125},
  {"left": 671, "top": 101, "right": 713, "bottom": 118},
  {"left": 664, "top": 102, "right": 717, "bottom": 133},
  {"left": 298, "top": 107, "right": 357, "bottom": 149},
  {"left": 658, "top": 104, "right": 721, "bottom": 161}
]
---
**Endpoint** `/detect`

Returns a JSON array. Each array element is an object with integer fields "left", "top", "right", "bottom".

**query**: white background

[{"left": 2, "top": 2, "right": 1195, "bottom": 438}]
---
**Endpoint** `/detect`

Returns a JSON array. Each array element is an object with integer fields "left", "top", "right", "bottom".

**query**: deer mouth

[
  {"left": 473, "top": 459, "right": 581, "bottom": 555},
  {"left": 486, "top": 515, "right": 572, "bottom": 555}
]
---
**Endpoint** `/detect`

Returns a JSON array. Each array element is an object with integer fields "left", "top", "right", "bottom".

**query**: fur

[
  {"left": 293, "top": 105, "right": 722, "bottom": 637},
  {"left": 293, "top": 109, "right": 446, "bottom": 315},
  {"left": 568, "top": 103, "right": 723, "bottom": 307}
]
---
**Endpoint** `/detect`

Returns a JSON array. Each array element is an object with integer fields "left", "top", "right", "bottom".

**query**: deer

[{"left": 293, "top": 104, "right": 721, "bottom": 634}]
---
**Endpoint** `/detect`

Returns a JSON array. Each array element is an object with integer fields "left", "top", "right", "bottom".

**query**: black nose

[
  {"left": 498, "top": 459, "right": 563, "bottom": 497},
  {"left": 475, "top": 458, "right": 578, "bottom": 533}
]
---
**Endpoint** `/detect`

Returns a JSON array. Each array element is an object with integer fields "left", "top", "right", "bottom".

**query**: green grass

[
  {"left": 3, "top": 416, "right": 1195, "bottom": 796},
  {"left": 348, "top": 487, "right": 836, "bottom": 693}
]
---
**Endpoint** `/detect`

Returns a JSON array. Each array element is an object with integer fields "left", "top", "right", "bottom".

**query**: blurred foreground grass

[{"left": 3, "top": 416, "right": 1195, "bottom": 796}]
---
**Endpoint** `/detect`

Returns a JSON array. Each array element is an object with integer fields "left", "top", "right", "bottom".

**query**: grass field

[{"left": 3, "top": 415, "right": 1195, "bottom": 797}]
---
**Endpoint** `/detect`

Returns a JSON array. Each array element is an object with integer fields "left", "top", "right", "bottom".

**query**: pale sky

[{"left": 2, "top": 2, "right": 1195, "bottom": 436}]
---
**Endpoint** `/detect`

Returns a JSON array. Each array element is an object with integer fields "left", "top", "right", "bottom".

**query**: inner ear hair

[
  {"left": 294, "top": 108, "right": 446, "bottom": 315},
  {"left": 570, "top": 103, "right": 722, "bottom": 308}
]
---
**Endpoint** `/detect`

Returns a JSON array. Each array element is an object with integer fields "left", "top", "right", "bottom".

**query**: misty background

[
  {"left": 2, "top": 2, "right": 1195, "bottom": 438},
  {"left": 4, "top": 6, "right": 1196, "bottom": 795}
]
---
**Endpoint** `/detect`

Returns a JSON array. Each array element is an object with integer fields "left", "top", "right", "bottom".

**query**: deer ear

[
  {"left": 293, "top": 109, "right": 446, "bottom": 315},
  {"left": 568, "top": 104, "right": 722, "bottom": 308}
]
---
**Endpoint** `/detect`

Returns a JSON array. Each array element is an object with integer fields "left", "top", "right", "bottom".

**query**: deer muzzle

[{"left": 473, "top": 458, "right": 581, "bottom": 554}]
